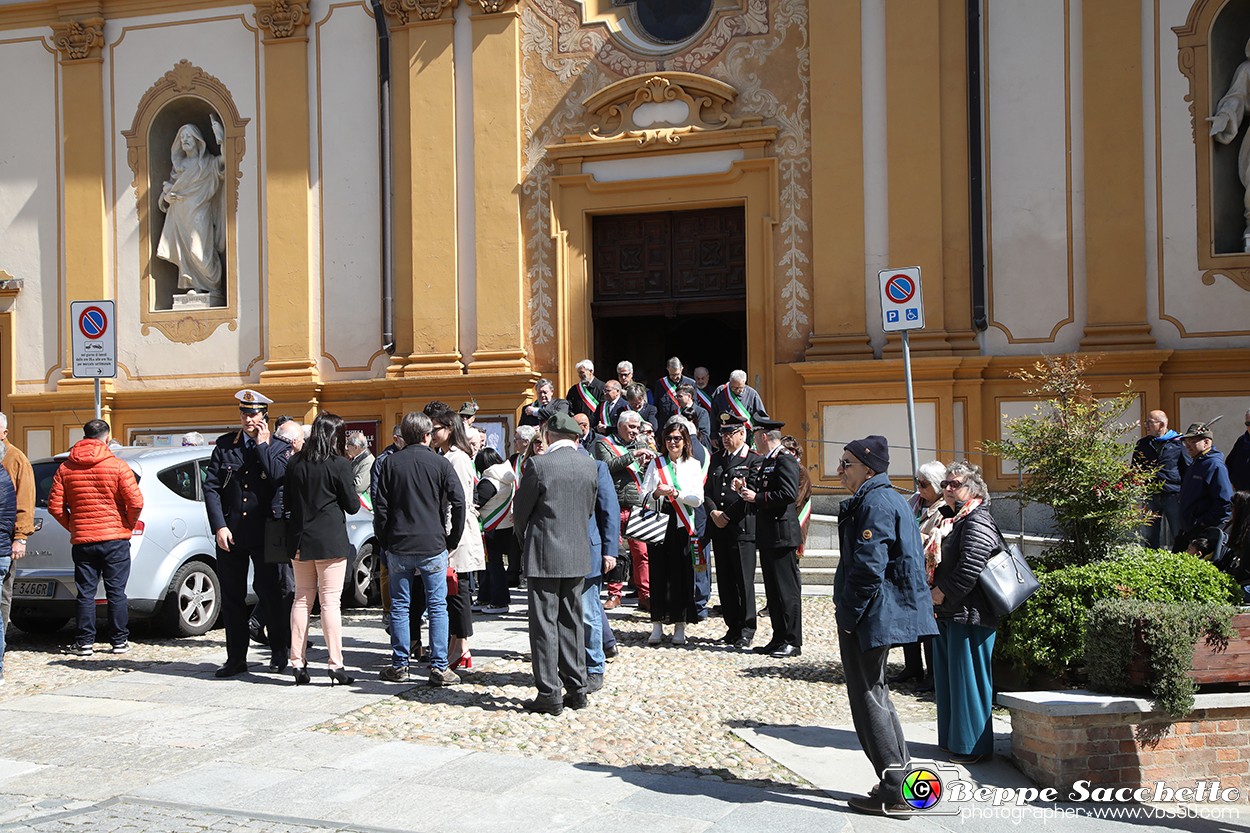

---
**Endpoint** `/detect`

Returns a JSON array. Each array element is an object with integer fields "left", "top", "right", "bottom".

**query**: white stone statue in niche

[
  {"left": 156, "top": 116, "right": 226, "bottom": 304},
  {"left": 1210, "top": 39, "right": 1250, "bottom": 252}
]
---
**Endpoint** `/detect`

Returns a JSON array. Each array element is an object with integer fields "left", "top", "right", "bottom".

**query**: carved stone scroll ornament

[
  {"left": 254, "top": 0, "right": 309, "bottom": 38},
  {"left": 468, "top": 0, "right": 515, "bottom": 12},
  {"left": 381, "top": 0, "right": 457, "bottom": 25},
  {"left": 50, "top": 17, "right": 105, "bottom": 61},
  {"left": 584, "top": 73, "right": 760, "bottom": 148}
]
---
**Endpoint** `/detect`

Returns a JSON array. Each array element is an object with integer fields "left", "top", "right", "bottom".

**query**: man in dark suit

[
  {"left": 677, "top": 384, "right": 711, "bottom": 448},
  {"left": 566, "top": 360, "right": 607, "bottom": 420},
  {"left": 203, "top": 389, "right": 293, "bottom": 677},
  {"left": 595, "top": 380, "right": 628, "bottom": 435},
  {"left": 737, "top": 416, "right": 802, "bottom": 659},
  {"left": 625, "top": 384, "right": 660, "bottom": 435},
  {"left": 654, "top": 356, "right": 697, "bottom": 425},
  {"left": 573, "top": 413, "right": 597, "bottom": 455},
  {"left": 513, "top": 412, "right": 599, "bottom": 715},
  {"left": 705, "top": 413, "right": 762, "bottom": 649},
  {"left": 519, "top": 378, "right": 562, "bottom": 427}
]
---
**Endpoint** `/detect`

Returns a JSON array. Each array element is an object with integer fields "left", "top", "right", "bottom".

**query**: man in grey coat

[{"left": 513, "top": 412, "right": 599, "bottom": 715}]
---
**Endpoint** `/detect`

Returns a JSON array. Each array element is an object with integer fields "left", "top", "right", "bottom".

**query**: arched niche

[
  {"left": 1176, "top": 0, "right": 1250, "bottom": 290},
  {"left": 123, "top": 60, "right": 248, "bottom": 342}
]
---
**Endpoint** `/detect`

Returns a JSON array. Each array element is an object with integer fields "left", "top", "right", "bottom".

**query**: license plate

[{"left": 14, "top": 581, "right": 53, "bottom": 598}]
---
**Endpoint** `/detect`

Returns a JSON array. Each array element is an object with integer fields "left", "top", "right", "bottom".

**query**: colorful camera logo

[{"left": 901, "top": 768, "right": 943, "bottom": 810}]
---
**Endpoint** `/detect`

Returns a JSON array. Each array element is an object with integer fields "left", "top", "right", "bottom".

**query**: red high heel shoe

[{"left": 450, "top": 651, "right": 473, "bottom": 670}]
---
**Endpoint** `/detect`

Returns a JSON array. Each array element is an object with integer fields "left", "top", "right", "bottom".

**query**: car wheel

[
  {"left": 158, "top": 560, "right": 221, "bottom": 637},
  {"left": 344, "top": 541, "right": 379, "bottom": 608},
  {"left": 10, "top": 613, "right": 70, "bottom": 634}
]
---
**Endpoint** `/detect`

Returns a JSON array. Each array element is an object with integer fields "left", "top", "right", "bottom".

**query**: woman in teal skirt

[{"left": 930, "top": 461, "right": 1001, "bottom": 764}]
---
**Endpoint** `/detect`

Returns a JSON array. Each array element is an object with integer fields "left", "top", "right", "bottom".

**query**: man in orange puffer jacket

[{"left": 47, "top": 420, "right": 143, "bottom": 656}]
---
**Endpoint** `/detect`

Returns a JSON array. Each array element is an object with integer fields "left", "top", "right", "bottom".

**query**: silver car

[{"left": 12, "top": 446, "right": 380, "bottom": 637}]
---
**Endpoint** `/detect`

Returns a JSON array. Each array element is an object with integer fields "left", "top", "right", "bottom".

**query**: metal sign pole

[
  {"left": 94, "top": 377, "right": 101, "bottom": 421},
  {"left": 901, "top": 330, "right": 919, "bottom": 487}
]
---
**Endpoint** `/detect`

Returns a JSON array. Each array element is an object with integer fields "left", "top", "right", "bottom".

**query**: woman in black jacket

[
  {"left": 930, "top": 461, "right": 1001, "bottom": 764},
  {"left": 285, "top": 412, "right": 361, "bottom": 685}
]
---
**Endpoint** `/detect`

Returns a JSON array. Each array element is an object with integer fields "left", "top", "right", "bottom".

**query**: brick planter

[{"left": 999, "top": 691, "right": 1250, "bottom": 799}]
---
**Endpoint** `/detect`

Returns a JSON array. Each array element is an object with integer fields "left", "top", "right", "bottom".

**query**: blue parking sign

[
  {"left": 887, "top": 310, "right": 899, "bottom": 323},
  {"left": 906, "top": 309, "right": 919, "bottom": 321}
]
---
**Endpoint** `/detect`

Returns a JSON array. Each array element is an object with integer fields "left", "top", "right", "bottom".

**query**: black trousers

[
  {"left": 527, "top": 576, "right": 586, "bottom": 701},
  {"left": 217, "top": 545, "right": 291, "bottom": 666},
  {"left": 759, "top": 546, "right": 802, "bottom": 646},
  {"left": 711, "top": 533, "right": 757, "bottom": 638},
  {"left": 839, "top": 629, "right": 910, "bottom": 803}
]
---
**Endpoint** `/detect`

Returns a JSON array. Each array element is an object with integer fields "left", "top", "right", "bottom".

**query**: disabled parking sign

[{"left": 879, "top": 268, "right": 925, "bottom": 333}]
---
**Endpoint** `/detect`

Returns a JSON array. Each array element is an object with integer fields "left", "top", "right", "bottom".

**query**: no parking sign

[
  {"left": 71, "top": 300, "right": 116, "bottom": 378},
  {"left": 879, "top": 268, "right": 925, "bottom": 332}
]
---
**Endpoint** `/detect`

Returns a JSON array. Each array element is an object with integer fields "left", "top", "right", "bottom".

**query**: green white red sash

[
  {"left": 360, "top": 493, "right": 373, "bottom": 512},
  {"left": 696, "top": 387, "right": 712, "bottom": 411},
  {"left": 603, "top": 435, "right": 643, "bottom": 493},
  {"left": 481, "top": 459, "right": 520, "bottom": 531},
  {"left": 661, "top": 377, "right": 682, "bottom": 411},
  {"left": 656, "top": 456, "right": 696, "bottom": 537},
  {"left": 726, "top": 388, "right": 752, "bottom": 426},
  {"left": 797, "top": 498, "right": 811, "bottom": 527},
  {"left": 575, "top": 382, "right": 600, "bottom": 412}
]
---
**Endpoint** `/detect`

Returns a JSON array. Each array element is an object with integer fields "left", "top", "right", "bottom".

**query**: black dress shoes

[
  {"left": 587, "top": 673, "right": 604, "bottom": 693},
  {"left": 889, "top": 669, "right": 922, "bottom": 684},
  {"left": 269, "top": 655, "right": 289, "bottom": 673},
  {"left": 752, "top": 641, "right": 783, "bottom": 655},
  {"left": 214, "top": 661, "right": 249, "bottom": 678},
  {"left": 523, "top": 698, "right": 564, "bottom": 716},
  {"left": 770, "top": 644, "right": 802, "bottom": 658},
  {"left": 562, "top": 691, "right": 588, "bottom": 710},
  {"left": 734, "top": 636, "right": 754, "bottom": 651},
  {"left": 720, "top": 630, "right": 739, "bottom": 645}
]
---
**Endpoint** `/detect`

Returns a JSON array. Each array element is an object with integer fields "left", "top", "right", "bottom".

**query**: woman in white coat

[
  {"left": 640, "top": 416, "right": 705, "bottom": 646},
  {"left": 429, "top": 406, "right": 486, "bottom": 669}
]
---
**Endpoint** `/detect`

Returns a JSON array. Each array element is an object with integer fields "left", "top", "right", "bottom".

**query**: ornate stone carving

[
  {"left": 50, "top": 17, "right": 104, "bottom": 61},
  {"left": 254, "top": 0, "right": 309, "bottom": 38},
  {"left": 1202, "top": 268, "right": 1250, "bottom": 292},
  {"left": 381, "top": 0, "right": 457, "bottom": 25},
  {"left": 469, "top": 0, "right": 513, "bottom": 12},
  {"left": 584, "top": 73, "right": 759, "bottom": 147}
]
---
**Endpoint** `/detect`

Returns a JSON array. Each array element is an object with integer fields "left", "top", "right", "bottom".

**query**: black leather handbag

[{"left": 977, "top": 531, "right": 1040, "bottom": 616}]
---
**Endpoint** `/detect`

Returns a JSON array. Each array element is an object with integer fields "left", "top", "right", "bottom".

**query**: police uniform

[
  {"left": 751, "top": 417, "right": 803, "bottom": 657},
  {"left": 704, "top": 413, "right": 763, "bottom": 648},
  {"left": 203, "top": 390, "right": 294, "bottom": 676}
]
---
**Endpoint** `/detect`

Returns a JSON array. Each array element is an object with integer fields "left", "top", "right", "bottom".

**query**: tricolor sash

[
  {"left": 360, "top": 493, "right": 373, "bottom": 512},
  {"left": 603, "top": 435, "right": 644, "bottom": 494},
  {"left": 726, "top": 388, "right": 752, "bottom": 426},
  {"left": 661, "top": 377, "right": 682, "bottom": 411},
  {"left": 576, "top": 382, "right": 600, "bottom": 412},
  {"left": 797, "top": 498, "right": 811, "bottom": 527},
  {"left": 481, "top": 482, "right": 513, "bottom": 531},
  {"left": 656, "top": 457, "right": 696, "bottom": 537},
  {"left": 696, "top": 388, "right": 712, "bottom": 411}
]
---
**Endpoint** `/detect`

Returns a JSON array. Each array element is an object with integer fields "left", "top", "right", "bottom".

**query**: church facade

[{"left": 0, "top": 0, "right": 1247, "bottom": 494}]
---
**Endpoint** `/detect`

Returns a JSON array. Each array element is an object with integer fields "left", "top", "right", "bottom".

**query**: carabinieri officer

[{"left": 204, "top": 389, "right": 293, "bottom": 677}]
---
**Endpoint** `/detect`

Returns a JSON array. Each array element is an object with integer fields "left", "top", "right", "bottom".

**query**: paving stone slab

[
  {"left": 214, "top": 767, "right": 408, "bottom": 820},
  {"left": 0, "top": 694, "right": 154, "bottom": 717},
  {"left": 126, "top": 762, "right": 304, "bottom": 805},
  {"left": 405, "top": 750, "right": 561, "bottom": 793},
  {"left": 564, "top": 808, "right": 712, "bottom": 833},
  {"left": 423, "top": 789, "right": 604, "bottom": 833},
  {"left": 517, "top": 764, "right": 644, "bottom": 804},
  {"left": 322, "top": 739, "right": 471, "bottom": 775}
]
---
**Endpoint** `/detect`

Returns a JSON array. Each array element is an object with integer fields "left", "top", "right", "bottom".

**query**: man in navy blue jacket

[
  {"left": 1175, "top": 421, "right": 1234, "bottom": 559},
  {"left": 1132, "top": 410, "right": 1184, "bottom": 549},
  {"left": 834, "top": 435, "right": 937, "bottom": 817}
]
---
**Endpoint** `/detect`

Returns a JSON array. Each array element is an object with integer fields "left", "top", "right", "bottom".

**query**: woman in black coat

[
  {"left": 930, "top": 461, "right": 1001, "bottom": 764},
  {"left": 285, "top": 412, "right": 361, "bottom": 685}
]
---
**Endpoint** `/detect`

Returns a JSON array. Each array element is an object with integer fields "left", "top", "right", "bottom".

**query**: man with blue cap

[{"left": 204, "top": 389, "right": 294, "bottom": 677}]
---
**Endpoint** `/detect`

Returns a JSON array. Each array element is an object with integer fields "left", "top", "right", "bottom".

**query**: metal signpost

[
  {"left": 878, "top": 268, "right": 925, "bottom": 485},
  {"left": 70, "top": 300, "right": 117, "bottom": 421}
]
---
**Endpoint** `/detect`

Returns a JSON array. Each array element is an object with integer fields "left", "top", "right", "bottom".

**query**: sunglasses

[
  {"left": 665, "top": 436, "right": 684, "bottom": 444},
  {"left": 940, "top": 480, "right": 966, "bottom": 490},
  {"left": 917, "top": 480, "right": 931, "bottom": 488},
  {"left": 837, "top": 458, "right": 863, "bottom": 469}
]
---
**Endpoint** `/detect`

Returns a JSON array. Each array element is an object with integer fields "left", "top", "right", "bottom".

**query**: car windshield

[{"left": 33, "top": 459, "right": 141, "bottom": 508}]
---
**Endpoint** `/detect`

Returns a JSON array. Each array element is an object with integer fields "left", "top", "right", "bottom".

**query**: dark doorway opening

[{"left": 591, "top": 207, "right": 747, "bottom": 389}]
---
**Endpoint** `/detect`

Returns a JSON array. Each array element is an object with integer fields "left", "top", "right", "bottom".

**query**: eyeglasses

[
  {"left": 837, "top": 458, "right": 863, "bottom": 469},
  {"left": 917, "top": 480, "right": 931, "bottom": 489},
  {"left": 665, "top": 436, "right": 684, "bottom": 445},
  {"left": 940, "top": 480, "right": 966, "bottom": 490}
]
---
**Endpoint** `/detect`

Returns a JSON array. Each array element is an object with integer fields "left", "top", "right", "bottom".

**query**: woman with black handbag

[
  {"left": 930, "top": 461, "right": 1001, "bottom": 764},
  {"left": 285, "top": 412, "right": 361, "bottom": 685},
  {"left": 639, "top": 417, "right": 704, "bottom": 646}
]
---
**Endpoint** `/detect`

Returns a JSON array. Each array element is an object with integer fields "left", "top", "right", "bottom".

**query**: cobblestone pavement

[
  {"left": 314, "top": 595, "right": 937, "bottom": 790},
  {"left": 0, "top": 798, "right": 366, "bottom": 833}
]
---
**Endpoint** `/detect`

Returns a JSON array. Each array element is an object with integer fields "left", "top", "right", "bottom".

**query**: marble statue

[
  {"left": 156, "top": 116, "right": 226, "bottom": 303},
  {"left": 1210, "top": 38, "right": 1250, "bottom": 253}
]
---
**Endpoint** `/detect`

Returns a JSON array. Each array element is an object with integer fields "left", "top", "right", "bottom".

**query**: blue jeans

[
  {"left": 0, "top": 556, "right": 10, "bottom": 671},
  {"left": 72, "top": 539, "right": 132, "bottom": 647},
  {"left": 388, "top": 551, "right": 448, "bottom": 671},
  {"left": 582, "top": 574, "right": 605, "bottom": 675}
]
